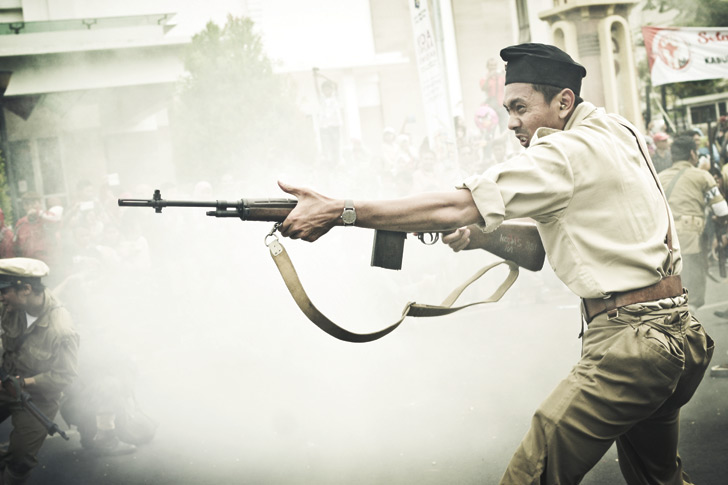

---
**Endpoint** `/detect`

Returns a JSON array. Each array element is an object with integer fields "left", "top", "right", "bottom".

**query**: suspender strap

[
  {"left": 619, "top": 122, "right": 675, "bottom": 273},
  {"left": 580, "top": 122, "right": 683, "bottom": 324}
]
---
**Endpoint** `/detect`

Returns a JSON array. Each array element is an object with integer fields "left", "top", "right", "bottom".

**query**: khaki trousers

[
  {"left": 500, "top": 298, "right": 713, "bottom": 485},
  {"left": 0, "top": 394, "right": 60, "bottom": 483}
]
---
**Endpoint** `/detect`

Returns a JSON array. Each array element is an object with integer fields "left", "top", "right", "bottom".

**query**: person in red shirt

[
  {"left": 13, "top": 192, "right": 58, "bottom": 265},
  {"left": 0, "top": 209, "right": 14, "bottom": 259}
]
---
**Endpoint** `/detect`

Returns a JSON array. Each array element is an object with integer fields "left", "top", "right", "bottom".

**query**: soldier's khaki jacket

[
  {"left": 462, "top": 102, "right": 680, "bottom": 299},
  {"left": 1, "top": 290, "right": 79, "bottom": 401},
  {"left": 659, "top": 161, "right": 724, "bottom": 254}
]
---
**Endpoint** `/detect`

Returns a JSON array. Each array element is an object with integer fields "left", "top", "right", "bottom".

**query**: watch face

[{"left": 342, "top": 209, "right": 356, "bottom": 224}]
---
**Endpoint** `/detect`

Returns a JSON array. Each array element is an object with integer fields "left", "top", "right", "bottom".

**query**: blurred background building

[{"left": 0, "top": 0, "right": 697, "bottom": 215}]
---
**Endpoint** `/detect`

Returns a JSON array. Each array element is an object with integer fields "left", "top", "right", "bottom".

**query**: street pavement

[{"left": 19, "top": 267, "right": 728, "bottom": 484}]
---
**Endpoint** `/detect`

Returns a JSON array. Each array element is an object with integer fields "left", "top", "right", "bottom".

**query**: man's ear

[{"left": 557, "top": 89, "right": 576, "bottom": 119}]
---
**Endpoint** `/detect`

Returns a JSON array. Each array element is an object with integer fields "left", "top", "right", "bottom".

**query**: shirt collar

[
  {"left": 532, "top": 101, "right": 599, "bottom": 143},
  {"left": 563, "top": 101, "right": 597, "bottom": 131}
]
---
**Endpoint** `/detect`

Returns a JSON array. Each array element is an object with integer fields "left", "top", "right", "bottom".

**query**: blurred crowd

[
  {"left": 645, "top": 115, "right": 728, "bottom": 175},
  {"left": 645, "top": 115, "right": 728, "bottom": 264},
  {"left": 6, "top": 57, "right": 727, "bottom": 326},
  {"left": 0, "top": 180, "right": 149, "bottom": 314},
  {"left": 0, "top": 56, "right": 726, "bottom": 456},
  {"left": 309, "top": 57, "right": 522, "bottom": 200},
  {"left": 2, "top": 61, "right": 726, "bottom": 322}
]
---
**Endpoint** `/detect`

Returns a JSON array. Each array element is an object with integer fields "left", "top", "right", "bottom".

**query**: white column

[{"left": 341, "top": 71, "right": 361, "bottom": 141}]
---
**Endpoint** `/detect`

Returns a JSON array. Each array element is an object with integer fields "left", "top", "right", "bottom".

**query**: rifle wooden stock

[
  {"left": 465, "top": 221, "right": 546, "bottom": 272},
  {"left": 118, "top": 190, "right": 546, "bottom": 271}
]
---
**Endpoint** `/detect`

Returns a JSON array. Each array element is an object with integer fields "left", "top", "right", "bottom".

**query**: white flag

[
  {"left": 643, "top": 26, "right": 728, "bottom": 86},
  {"left": 409, "top": 0, "right": 451, "bottom": 146}
]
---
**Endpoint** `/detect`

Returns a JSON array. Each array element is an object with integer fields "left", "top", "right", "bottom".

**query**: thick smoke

[{"left": 12, "top": 2, "right": 588, "bottom": 483}]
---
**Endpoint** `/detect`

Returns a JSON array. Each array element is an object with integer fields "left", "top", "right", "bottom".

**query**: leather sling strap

[
  {"left": 266, "top": 235, "right": 519, "bottom": 343},
  {"left": 664, "top": 167, "right": 690, "bottom": 201}
]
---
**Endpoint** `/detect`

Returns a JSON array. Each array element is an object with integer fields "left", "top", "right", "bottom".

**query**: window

[
  {"left": 37, "top": 137, "right": 65, "bottom": 195},
  {"left": 8, "top": 140, "right": 34, "bottom": 194}
]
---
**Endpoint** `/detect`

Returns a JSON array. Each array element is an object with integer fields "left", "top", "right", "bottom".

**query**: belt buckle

[{"left": 607, "top": 308, "right": 619, "bottom": 320}]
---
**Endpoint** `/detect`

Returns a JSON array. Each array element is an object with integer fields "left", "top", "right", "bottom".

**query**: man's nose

[{"left": 507, "top": 115, "right": 520, "bottom": 131}]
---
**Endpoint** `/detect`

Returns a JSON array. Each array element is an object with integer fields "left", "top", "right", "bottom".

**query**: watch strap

[{"left": 342, "top": 199, "right": 356, "bottom": 226}]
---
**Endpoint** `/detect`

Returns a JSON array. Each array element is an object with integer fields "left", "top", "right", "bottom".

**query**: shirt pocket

[{"left": 24, "top": 344, "right": 54, "bottom": 370}]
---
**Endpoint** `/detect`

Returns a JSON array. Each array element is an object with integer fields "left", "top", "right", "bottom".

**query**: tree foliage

[
  {"left": 0, "top": 149, "right": 13, "bottom": 226},
  {"left": 171, "top": 16, "right": 315, "bottom": 184},
  {"left": 644, "top": 0, "right": 728, "bottom": 26}
]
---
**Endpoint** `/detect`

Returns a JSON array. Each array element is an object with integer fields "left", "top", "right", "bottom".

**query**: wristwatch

[{"left": 341, "top": 200, "right": 356, "bottom": 226}]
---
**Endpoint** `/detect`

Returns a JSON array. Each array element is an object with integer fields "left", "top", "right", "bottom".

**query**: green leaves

[
  {"left": 643, "top": 0, "right": 728, "bottom": 26},
  {"left": 171, "top": 16, "right": 315, "bottom": 184}
]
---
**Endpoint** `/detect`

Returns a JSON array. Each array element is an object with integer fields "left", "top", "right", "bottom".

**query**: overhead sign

[
  {"left": 643, "top": 26, "right": 728, "bottom": 86},
  {"left": 409, "top": 0, "right": 452, "bottom": 146}
]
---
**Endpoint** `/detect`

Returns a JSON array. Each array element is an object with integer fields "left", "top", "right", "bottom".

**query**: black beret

[{"left": 500, "top": 43, "right": 587, "bottom": 95}]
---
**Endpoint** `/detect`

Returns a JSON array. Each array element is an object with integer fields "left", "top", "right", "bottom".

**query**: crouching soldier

[{"left": 0, "top": 258, "right": 79, "bottom": 484}]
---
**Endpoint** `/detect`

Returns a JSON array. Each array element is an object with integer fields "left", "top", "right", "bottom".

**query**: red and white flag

[{"left": 642, "top": 26, "right": 728, "bottom": 86}]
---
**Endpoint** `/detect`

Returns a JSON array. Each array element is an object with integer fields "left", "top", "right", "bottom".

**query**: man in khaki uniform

[
  {"left": 659, "top": 135, "right": 728, "bottom": 311},
  {"left": 276, "top": 43, "right": 713, "bottom": 484},
  {"left": 652, "top": 132, "right": 673, "bottom": 172},
  {"left": 0, "top": 258, "right": 79, "bottom": 484}
]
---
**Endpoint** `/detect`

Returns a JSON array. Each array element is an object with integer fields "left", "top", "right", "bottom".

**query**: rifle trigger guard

[{"left": 418, "top": 232, "right": 439, "bottom": 245}]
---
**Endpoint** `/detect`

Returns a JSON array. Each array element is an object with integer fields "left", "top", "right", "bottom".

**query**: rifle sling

[
  {"left": 267, "top": 238, "right": 519, "bottom": 343},
  {"left": 664, "top": 167, "right": 690, "bottom": 201}
]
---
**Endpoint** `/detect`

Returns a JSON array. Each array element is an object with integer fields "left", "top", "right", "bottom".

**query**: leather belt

[{"left": 581, "top": 275, "right": 683, "bottom": 323}]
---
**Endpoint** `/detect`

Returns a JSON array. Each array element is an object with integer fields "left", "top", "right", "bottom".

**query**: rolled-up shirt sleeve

[
  {"left": 460, "top": 134, "right": 575, "bottom": 232},
  {"left": 459, "top": 175, "right": 505, "bottom": 232}
]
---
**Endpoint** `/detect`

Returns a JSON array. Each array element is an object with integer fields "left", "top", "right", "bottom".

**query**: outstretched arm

[{"left": 277, "top": 181, "right": 484, "bottom": 242}]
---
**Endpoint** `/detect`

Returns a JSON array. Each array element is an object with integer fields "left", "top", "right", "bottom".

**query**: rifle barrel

[
  {"left": 21, "top": 393, "right": 70, "bottom": 440},
  {"left": 117, "top": 199, "right": 238, "bottom": 209},
  {"left": 118, "top": 190, "right": 298, "bottom": 221}
]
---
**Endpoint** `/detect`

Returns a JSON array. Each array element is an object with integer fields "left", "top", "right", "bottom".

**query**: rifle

[
  {"left": 716, "top": 218, "right": 727, "bottom": 278},
  {"left": 117, "top": 189, "right": 546, "bottom": 271},
  {"left": 0, "top": 369, "right": 70, "bottom": 441}
]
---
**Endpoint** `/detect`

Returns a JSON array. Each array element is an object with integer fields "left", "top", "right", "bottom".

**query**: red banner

[{"left": 642, "top": 26, "right": 728, "bottom": 86}]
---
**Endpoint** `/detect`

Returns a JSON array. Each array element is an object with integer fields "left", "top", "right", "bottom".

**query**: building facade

[{"left": 1, "top": 0, "right": 649, "bottom": 217}]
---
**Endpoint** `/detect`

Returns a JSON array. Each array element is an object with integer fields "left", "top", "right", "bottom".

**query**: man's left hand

[{"left": 442, "top": 226, "right": 471, "bottom": 252}]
